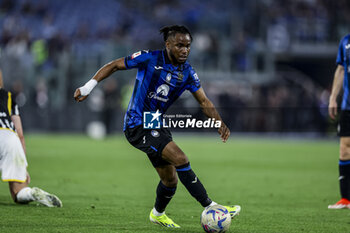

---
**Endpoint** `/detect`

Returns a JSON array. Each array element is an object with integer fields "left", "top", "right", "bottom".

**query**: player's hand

[
  {"left": 218, "top": 122, "right": 230, "bottom": 143},
  {"left": 328, "top": 99, "right": 338, "bottom": 120},
  {"left": 74, "top": 88, "right": 88, "bottom": 102}
]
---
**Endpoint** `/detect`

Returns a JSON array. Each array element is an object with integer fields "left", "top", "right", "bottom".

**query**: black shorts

[
  {"left": 338, "top": 110, "right": 350, "bottom": 137},
  {"left": 124, "top": 125, "right": 172, "bottom": 167}
]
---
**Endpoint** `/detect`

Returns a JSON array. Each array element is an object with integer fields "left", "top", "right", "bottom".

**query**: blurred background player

[
  {"left": 74, "top": 25, "right": 240, "bottom": 228},
  {"left": 328, "top": 34, "right": 350, "bottom": 209},
  {"left": 0, "top": 70, "right": 62, "bottom": 207}
]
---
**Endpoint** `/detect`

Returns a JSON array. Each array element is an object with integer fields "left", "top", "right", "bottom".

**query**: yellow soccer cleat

[
  {"left": 149, "top": 210, "right": 181, "bottom": 228},
  {"left": 224, "top": 205, "right": 241, "bottom": 218}
]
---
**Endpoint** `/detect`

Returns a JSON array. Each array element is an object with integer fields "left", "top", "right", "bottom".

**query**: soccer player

[
  {"left": 74, "top": 25, "right": 240, "bottom": 227},
  {"left": 0, "top": 71, "right": 62, "bottom": 207},
  {"left": 328, "top": 34, "right": 350, "bottom": 209}
]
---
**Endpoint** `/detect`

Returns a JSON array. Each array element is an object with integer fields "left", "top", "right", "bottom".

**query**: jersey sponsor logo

[
  {"left": 154, "top": 66, "right": 163, "bottom": 70},
  {"left": 143, "top": 110, "right": 162, "bottom": 129},
  {"left": 131, "top": 51, "right": 142, "bottom": 59},
  {"left": 0, "top": 112, "right": 7, "bottom": 117},
  {"left": 148, "top": 84, "right": 170, "bottom": 102},
  {"left": 193, "top": 73, "right": 199, "bottom": 81}
]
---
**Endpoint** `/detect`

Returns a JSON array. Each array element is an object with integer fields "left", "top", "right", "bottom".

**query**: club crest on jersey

[{"left": 178, "top": 72, "right": 183, "bottom": 81}]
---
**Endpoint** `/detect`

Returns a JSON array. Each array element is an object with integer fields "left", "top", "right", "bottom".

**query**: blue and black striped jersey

[
  {"left": 123, "top": 49, "right": 201, "bottom": 130},
  {"left": 336, "top": 34, "right": 350, "bottom": 110},
  {"left": 0, "top": 88, "right": 19, "bottom": 132}
]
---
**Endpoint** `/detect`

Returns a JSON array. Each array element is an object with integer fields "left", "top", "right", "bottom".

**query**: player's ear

[{"left": 165, "top": 40, "right": 171, "bottom": 50}]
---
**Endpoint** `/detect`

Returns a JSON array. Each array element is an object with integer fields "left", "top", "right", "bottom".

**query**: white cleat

[{"left": 32, "top": 187, "right": 62, "bottom": 207}]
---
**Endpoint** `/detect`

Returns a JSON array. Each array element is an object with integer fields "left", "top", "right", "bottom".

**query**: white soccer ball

[
  {"left": 86, "top": 121, "right": 106, "bottom": 140},
  {"left": 201, "top": 205, "right": 231, "bottom": 233}
]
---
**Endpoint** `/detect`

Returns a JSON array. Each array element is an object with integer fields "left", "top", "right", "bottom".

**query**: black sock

[
  {"left": 339, "top": 160, "right": 350, "bottom": 200},
  {"left": 176, "top": 162, "right": 212, "bottom": 207},
  {"left": 154, "top": 181, "right": 177, "bottom": 213}
]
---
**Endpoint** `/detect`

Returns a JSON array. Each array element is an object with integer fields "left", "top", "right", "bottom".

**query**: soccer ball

[{"left": 201, "top": 204, "right": 231, "bottom": 233}]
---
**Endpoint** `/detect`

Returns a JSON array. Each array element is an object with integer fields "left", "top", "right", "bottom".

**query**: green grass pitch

[{"left": 0, "top": 134, "right": 349, "bottom": 233}]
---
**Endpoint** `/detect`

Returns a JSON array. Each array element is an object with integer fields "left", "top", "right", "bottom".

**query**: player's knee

[
  {"left": 173, "top": 155, "right": 189, "bottom": 167},
  {"left": 162, "top": 176, "right": 178, "bottom": 187}
]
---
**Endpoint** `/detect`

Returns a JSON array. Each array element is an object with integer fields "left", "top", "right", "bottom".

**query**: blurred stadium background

[{"left": 0, "top": 0, "right": 347, "bottom": 135}]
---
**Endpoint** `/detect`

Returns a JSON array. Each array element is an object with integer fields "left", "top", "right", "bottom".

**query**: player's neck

[{"left": 165, "top": 49, "right": 180, "bottom": 67}]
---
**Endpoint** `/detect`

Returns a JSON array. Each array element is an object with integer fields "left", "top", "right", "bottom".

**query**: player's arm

[
  {"left": 11, "top": 115, "right": 26, "bottom": 153},
  {"left": 192, "top": 87, "right": 230, "bottom": 142},
  {"left": 329, "top": 65, "right": 344, "bottom": 120},
  {"left": 74, "top": 57, "right": 126, "bottom": 102}
]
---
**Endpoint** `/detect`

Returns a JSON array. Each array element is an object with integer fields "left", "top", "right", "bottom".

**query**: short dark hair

[{"left": 159, "top": 25, "right": 193, "bottom": 42}]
